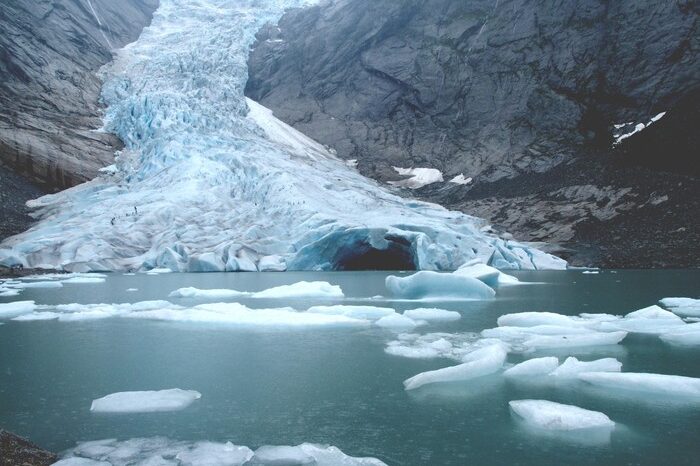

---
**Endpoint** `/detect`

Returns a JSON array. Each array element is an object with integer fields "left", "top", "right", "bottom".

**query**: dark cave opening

[{"left": 333, "top": 236, "right": 417, "bottom": 271}]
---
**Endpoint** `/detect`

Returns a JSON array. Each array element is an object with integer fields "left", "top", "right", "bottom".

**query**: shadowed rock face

[
  {"left": 245, "top": 0, "right": 700, "bottom": 267},
  {"left": 0, "top": 0, "right": 159, "bottom": 191}
]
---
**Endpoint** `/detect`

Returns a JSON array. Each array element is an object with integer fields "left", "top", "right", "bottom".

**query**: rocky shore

[{"left": 0, "top": 430, "right": 56, "bottom": 466}]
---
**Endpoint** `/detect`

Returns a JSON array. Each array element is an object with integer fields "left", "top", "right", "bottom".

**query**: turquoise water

[{"left": 1, "top": 270, "right": 699, "bottom": 465}]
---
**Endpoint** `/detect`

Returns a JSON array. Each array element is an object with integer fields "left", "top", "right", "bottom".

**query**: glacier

[{"left": 0, "top": 0, "right": 565, "bottom": 273}]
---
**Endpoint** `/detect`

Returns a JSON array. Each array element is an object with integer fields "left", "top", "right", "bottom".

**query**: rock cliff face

[
  {"left": 0, "top": 0, "right": 159, "bottom": 189},
  {"left": 246, "top": 0, "right": 700, "bottom": 267},
  {"left": 0, "top": 0, "right": 158, "bottom": 239}
]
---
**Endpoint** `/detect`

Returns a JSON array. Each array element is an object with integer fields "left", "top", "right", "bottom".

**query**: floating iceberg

[
  {"left": 385, "top": 332, "right": 481, "bottom": 361},
  {"left": 509, "top": 400, "right": 614, "bottom": 430},
  {"left": 549, "top": 357, "right": 622, "bottom": 378},
  {"left": 385, "top": 272, "right": 495, "bottom": 300},
  {"left": 660, "top": 324, "right": 700, "bottom": 346},
  {"left": 251, "top": 281, "right": 344, "bottom": 299},
  {"left": 54, "top": 438, "right": 386, "bottom": 466},
  {"left": 0, "top": 300, "right": 37, "bottom": 319},
  {"left": 61, "top": 277, "right": 106, "bottom": 284},
  {"left": 126, "top": 302, "right": 368, "bottom": 328},
  {"left": 169, "top": 287, "right": 247, "bottom": 299},
  {"left": 523, "top": 331, "right": 627, "bottom": 350},
  {"left": 497, "top": 312, "right": 581, "bottom": 328},
  {"left": 578, "top": 372, "right": 700, "bottom": 399},
  {"left": 90, "top": 389, "right": 201, "bottom": 413},
  {"left": 403, "top": 344, "right": 507, "bottom": 390},
  {"left": 375, "top": 313, "right": 422, "bottom": 330},
  {"left": 454, "top": 262, "right": 519, "bottom": 286},
  {"left": 659, "top": 297, "right": 700, "bottom": 317},
  {"left": 0, "top": 0, "right": 565, "bottom": 273},
  {"left": 503, "top": 357, "right": 560, "bottom": 378},
  {"left": 403, "top": 308, "right": 461, "bottom": 321},
  {"left": 598, "top": 305, "right": 685, "bottom": 334},
  {"left": 169, "top": 281, "right": 344, "bottom": 300},
  {"left": 307, "top": 305, "right": 396, "bottom": 320}
]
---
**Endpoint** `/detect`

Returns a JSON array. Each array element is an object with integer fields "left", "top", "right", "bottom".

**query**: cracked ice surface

[{"left": 0, "top": 0, "right": 565, "bottom": 273}]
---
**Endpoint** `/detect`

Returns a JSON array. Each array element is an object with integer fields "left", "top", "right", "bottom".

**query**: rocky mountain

[
  {"left": 0, "top": 0, "right": 158, "bottom": 239},
  {"left": 246, "top": 0, "right": 699, "bottom": 267}
]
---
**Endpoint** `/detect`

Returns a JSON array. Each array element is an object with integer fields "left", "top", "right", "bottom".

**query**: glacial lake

[{"left": 1, "top": 270, "right": 699, "bottom": 465}]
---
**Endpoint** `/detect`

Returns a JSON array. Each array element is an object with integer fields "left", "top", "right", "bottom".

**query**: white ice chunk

[
  {"left": 306, "top": 305, "right": 396, "bottom": 320},
  {"left": 12, "top": 312, "right": 60, "bottom": 321},
  {"left": 126, "top": 302, "right": 367, "bottom": 328},
  {"left": 169, "top": 287, "right": 246, "bottom": 299},
  {"left": 454, "top": 263, "right": 519, "bottom": 286},
  {"left": 61, "top": 277, "right": 106, "bottom": 284},
  {"left": 660, "top": 324, "right": 700, "bottom": 346},
  {"left": 549, "top": 357, "right": 622, "bottom": 378},
  {"left": 504, "top": 357, "right": 559, "bottom": 378},
  {"left": 90, "top": 389, "right": 202, "bottom": 413},
  {"left": 8, "top": 281, "right": 63, "bottom": 289},
  {"left": 0, "top": 300, "right": 37, "bottom": 318},
  {"left": 509, "top": 400, "right": 615, "bottom": 430},
  {"left": 659, "top": 297, "right": 700, "bottom": 317},
  {"left": 385, "top": 345, "right": 441, "bottom": 359},
  {"left": 578, "top": 372, "right": 700, "bottom": 398},
  {"left": 385, "top": 271, "right": 495, "bottom": 300},
  {"left": 375, "top": 313, "right": 422, "bottom": 330},
  {"left": 497, "top": 312, "right": 580, "bottom": 328},
  {"left": 258, "top": 255, "right": 287, "bottom": 272},
  {"left": 56, "top": 438, "right": 386, "bottom": 466},
  {"left": 599, "top": 305, "right": 685, "bottom": 334},
  {"left": 251, "top": 281, "right": 344, "bottom": 299},
  {"left": 403, "top": 344, "right": 506, "bottom": 390},
  {"left": 403, "top": 308, "right": 461, "bottom": 321},
  {"left": 523, "top": 331, "right": 627, "bottom": 349},
  {"left": 176, "top": 441, "right": 253, "bottom": 465}
]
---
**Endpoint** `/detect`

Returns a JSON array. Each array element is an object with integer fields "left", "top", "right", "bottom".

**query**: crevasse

[{"left": 0, "top": 0, "right": 566, "bottom": 272}]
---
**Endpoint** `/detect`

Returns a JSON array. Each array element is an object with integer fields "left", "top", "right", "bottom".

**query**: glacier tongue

[{"left": 0, "top": 0, "right": 565, "bottom": 273}]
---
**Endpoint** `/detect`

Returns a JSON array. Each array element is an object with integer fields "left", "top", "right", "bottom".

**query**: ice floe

[
  {"left": 549, "top": 357, "right": 622, "bottom": 378},
  {"left": 454, "top": 262, "right": 519, "bottom": 286},
  {"left": 54, "top": 438, "right": 386, "bottom": 466},
  {"left": 306, "top": 305, "right": 396, "bottom": 320},
  {"left": 90, "top": 389, "right": 201, "bottom": 413},
  {"left": 403, "top": 343, "right": 507, "bottom": 390},
  {"left": 503, "top": 357, "right": 560, "bottom": 378},
  {"left": 522, "top": 332, "right": 628, "bottom": 350},
  {"left": 0, "top": 300, "right": 37, "bottom": 318},
  {"left": 385, "top": 332, "right": 482, "bottom": 360},
  {"left": 126, "top": 302, "right": 368, "bottom": 328},
  {"left": 402, "top": 308, "right": 461, "bottom": 321},
  {"left": 509, "top": 400, "right": 615, "bottom": 430},
  {"left": 660, "top": 324, "right": 700, "bottom": 346},
  {"left": 375, "top": 313, "right": 423, "bottom": 330},
  {"left": 170, "top": 281, "right": 344, "bottom": 300},
  {"left": 659, "top": 297, "right": 700, "bottom": 317},
  {"left": 578, "top": 372, "right": 700, "bottom": 399},
  {"left": 385, "top": 271, "right": 495, "bottom": 300}
]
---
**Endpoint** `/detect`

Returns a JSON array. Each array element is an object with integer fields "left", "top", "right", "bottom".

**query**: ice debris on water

[
  {"left": 169, "top": 281, "right": 344, "bottom": 300},
  {"left": 403, "top": 343, "right": 508, "bottom": 390},
  {"left": 659, "top": 297, "right": 700, "bottom": 317},
  {"left": 509, "top": 400, "right": 615, "bottom": 430},
  {"left": 385, "top": 271, "right": 496, "bottom": 300},
  {"left": 90, "top": 389, "right": 201, "bottom": 413},
  {"left": 578, "top": 372, "right": 700, "bottom": 399},
  {"left": 503, "top": 357, "right": 560, "bottom": 378},
  {"left": 53, "top": 437, "right": 387, "bottom": 466}
]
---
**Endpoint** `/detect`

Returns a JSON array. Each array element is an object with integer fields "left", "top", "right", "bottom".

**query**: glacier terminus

[{"left": 0, "top": 0, "right": 566, "bottom": 273}]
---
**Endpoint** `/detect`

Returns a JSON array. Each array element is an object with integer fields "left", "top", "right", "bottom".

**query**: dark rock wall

[
  {"left": 0, "top": 0, "right": 159, "bottom": 191},
  {"left": 246, "top": 0, "right": 700, "bottom": 267}
]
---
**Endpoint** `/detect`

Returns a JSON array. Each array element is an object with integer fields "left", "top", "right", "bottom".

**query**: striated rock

[
  {"left": 246, "top": 0, "right": 700, "bottom": 267},
  {"left": 0, "top": 0, "right": 159, "bottom": 191}
]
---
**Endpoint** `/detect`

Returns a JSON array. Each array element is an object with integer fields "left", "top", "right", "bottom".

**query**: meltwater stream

[
  {"left": 0, "top": 0, "right": 564, "bottom": 273},
  {"left": 1, "top": 270, "right": 699, "bottom": 465}
]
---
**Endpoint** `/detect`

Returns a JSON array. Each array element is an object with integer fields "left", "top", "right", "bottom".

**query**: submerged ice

[{"left": 0, "top": 0, "right": 565, "bottom": 273}]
